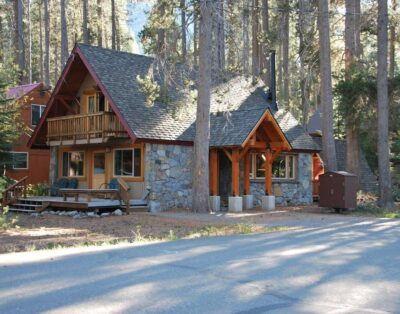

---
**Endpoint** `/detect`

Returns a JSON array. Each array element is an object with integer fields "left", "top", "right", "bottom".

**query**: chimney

[{"left": 270, "top": 50, "right": 278, "bottom": 111}]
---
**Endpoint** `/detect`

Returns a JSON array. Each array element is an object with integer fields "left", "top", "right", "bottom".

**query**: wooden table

[{"left": 59, "top": 188, "right": 121, "bottom": 202}]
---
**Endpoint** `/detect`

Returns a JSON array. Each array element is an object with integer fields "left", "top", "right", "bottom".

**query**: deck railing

[
  {"left": 47, "top": 112, "right": 128, "bottom": 143},
  {"left": 1, "top": 176, "right": 28, "bottom": 209}
]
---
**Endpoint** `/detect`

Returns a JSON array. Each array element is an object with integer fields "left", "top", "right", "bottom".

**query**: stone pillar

[
  {"left": 243, "top": 195, "right": 254, "bottom": 210},
  {"left": 262, "top": 195, "right": 275, "bottom": 210},
  {"left": 229, "top": 196, "right": 243, "bottom": 212},
  {"left": 209, "top": 195, "right": 221, "bottom": 212},
  {"left": 49, "top": 146, "right": 58, "bottom": 185}
]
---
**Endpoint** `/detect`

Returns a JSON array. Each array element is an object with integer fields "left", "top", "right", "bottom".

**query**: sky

[{"left": 126, "top": 2, "right": 153, "bottom": 54}]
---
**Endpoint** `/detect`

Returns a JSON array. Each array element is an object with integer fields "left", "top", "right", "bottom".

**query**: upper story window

[
  {"left": 86, "top": 92, "right": 108, "bottom": 113},
  {"left": 31, "top": 104, "right": 46, "bottom": 126},
  {"left": 11, "top": 152, "right": 28, "bottom": 170},
  {"left": 251, "top": 153, "right": 296, "bottom": 180},
  {"left": 114, "top": 148, "right": 142, "bottom": 177}
]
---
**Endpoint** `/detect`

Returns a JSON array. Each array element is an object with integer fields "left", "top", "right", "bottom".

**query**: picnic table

[{"left": 59, "top": 188, "right": 121, "bottom": 202}]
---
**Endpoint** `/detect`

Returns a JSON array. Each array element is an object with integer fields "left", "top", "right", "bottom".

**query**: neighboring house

[
  {"left": 307, "top": 107, "right": 378, "bottom": 194},
  {"left": 5, "top": 83, "right": 50, "bottom": 185},
  {"left": 29, "top": 44, "right": 320, "bottom": 212}
]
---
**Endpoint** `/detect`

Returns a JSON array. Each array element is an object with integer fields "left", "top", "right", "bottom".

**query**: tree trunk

[
  {"left": 242, "top": 0, "right": 250, "bottom": 74},
  {"left": 345, "top": 0, "right": 361, "bottom": 183},
  {"left": 111, "top": 0, "right": 116, "bottom": 50},
  {"left": 193, "top": 0, "right": 212, "bottom": 213},
  {"left": 281, "top": 0, "right": 290, "bottom": 104},
  {"left": 15, "top": 0, "right": 25, "bottom": 83},
  {"left": 83, "top": 0, "right": 89, "bottom": 44},
  {"left": 61, "top": 0, "right": 69, "bottom": 67},
  {"left": 261, "top": 0, "right": 270, "bottom": 85},
  {"left": 299, "top": 0, "right": 307, "bottom": 127},
  {"left": 216, "top": 0, "right": 225, "bottom": 71},
  {"left": 180, "top": 0, "right": 187, "bottom": 63},
  {"left": 251, "top": 0, "right": 260, "bottom": 80},
  {"left": 318, "top": 0, "right": 337, "bottom": 171},
  {"left": 97, "top": 0, "right": 103, "bottom": 47},
  {"left": 39, "top": 3, "right": 44, "bottom": 83},
  {"left": 377, "top": 0, "right": 394, "bottom": 208},
  {"left": 193, "top": 8, "right": 198, "bottom": 66},
  {"left": 44, "top": 0, "right": 50, "bottom": 87},
  {"left": 156, "top": 3, "right": 166, "bottom": 60},
  {"left": 389, "top": 0, "right": 396, "bottom": 78},
  {"left": 27, "top": 0, "right": 32, "bottom": 83}
]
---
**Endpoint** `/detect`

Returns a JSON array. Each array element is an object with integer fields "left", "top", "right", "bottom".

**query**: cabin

[
  {"left": 28, "top": 44, "right": 320, "bottom": 212},
  {"left": 5, "top": 83, "right": 50, "bottom": 185}
]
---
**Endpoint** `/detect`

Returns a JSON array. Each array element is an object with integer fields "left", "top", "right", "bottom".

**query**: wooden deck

[{"left": 8, "top": 196, "right": 148, "bottom": 213}]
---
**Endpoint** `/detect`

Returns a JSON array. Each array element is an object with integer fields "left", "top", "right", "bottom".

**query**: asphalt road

[{"left": 1, "top": 217, "right": 399, "bottom": 314}]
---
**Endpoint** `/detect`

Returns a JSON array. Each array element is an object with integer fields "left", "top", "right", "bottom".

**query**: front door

[{"left": 92, "top": 152, "right": 106, "bottom": 188}]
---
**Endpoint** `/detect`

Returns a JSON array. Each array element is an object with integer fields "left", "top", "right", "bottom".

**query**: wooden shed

[{"left": 319, "top": 171, "right": 357, "bottom": 209}]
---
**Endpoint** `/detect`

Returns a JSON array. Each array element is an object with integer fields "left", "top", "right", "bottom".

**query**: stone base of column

[
  {"left": 262, "top": 195, "right": 275, "bottom": 211},
  {"left": 229, "top": 196, "right": 243, "bottom": 212},
  {"left": 209, "top": 196, "right": 221, "bottom": 212},
  {"left": 242, "top": 195, "right": 254, "bottom": 210}
]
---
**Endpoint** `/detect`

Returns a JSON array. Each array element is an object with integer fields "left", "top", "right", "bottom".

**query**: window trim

[
  {"left": 251, "top": 153, "right": 297, "bottom": 180},
  {"left": 62, "top": 151, "right": 85, "bottom": 178},
  {"left": 11, "top": 152, "right": 29, "bottom": 170},
  {"left": 31, "top": 104, "right": 46, "bottom": 126},
  {"left": 113, "top": 148, "right": 143, "bottom": 178}
]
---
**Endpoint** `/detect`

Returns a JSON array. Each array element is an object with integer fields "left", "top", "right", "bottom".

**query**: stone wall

[
  {"left": 145, "top": 144, "right": 193, "bottom": 212},
  {"left": 250, "top": 153, "right": 313, "bottom": 206}
]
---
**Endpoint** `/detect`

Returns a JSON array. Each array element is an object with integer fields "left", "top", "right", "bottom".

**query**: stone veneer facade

[
  {"left": 145, "top": 143, "right": 313, "bottom": 212},
  {"left": 250, "top": 153, "right": 313, "bottom": 206}
]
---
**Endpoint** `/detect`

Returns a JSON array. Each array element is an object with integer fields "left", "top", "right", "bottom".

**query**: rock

[
  {"left": 113, "top": 209, "right": 123, "bottom": 216},
  {"left": 87, "top": 212, "right": 99, "bottom": 218},
  {"left": 101, "top": 213, "right": 110, "bottom": 217},
  {"left": 30, "top": 213, "right": 40, "bottom": 217},
  {"left": 49, "top": 211, "right": 57, "bottom": 215},
  {"left": 68, "top": 211, "right": 78, "bottom": 216},
  {"left": 73, "top": 213, "right": 82, "bottom": 219}
]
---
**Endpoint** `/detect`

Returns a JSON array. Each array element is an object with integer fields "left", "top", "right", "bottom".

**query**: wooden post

[
  {"left": 243, "top": 153, "right": 251, "bottom": 195},
  {"left": 232, "top": 148, "right": 240, "bottom": 196},
  {"left": 49, "top": 146, "right": 59, "bottom": 186},
  {"left": 209, "top": 149, "right": 219, "bottom": 196},
  {"left": 264, "top": 149, "right": 272, "bottom": 195}
]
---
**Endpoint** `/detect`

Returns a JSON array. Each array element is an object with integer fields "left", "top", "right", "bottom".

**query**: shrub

[{"left": 26, "top": 183, "right": 49, "bottom": 197}]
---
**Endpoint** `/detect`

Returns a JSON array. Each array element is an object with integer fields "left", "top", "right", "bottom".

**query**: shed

[{"left": 319, "top": 171, "right": 357, "bottom": 209}]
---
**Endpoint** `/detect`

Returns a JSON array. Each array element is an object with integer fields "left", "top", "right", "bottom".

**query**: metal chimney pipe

[{"left": 270, "top": 50, "right": 277, "bottom": 111}]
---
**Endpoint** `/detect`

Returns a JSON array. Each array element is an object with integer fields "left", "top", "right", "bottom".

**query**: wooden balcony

[{"left": 47, "top": 112, "right": 128, "bottom": 145}]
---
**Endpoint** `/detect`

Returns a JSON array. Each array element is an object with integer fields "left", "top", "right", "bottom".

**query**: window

[
  {"left": 114, "top": 148, "right": 142, "bottom": 177},
  {"left": 86, "top": 93, "right": 108, "bottom": 113},
  {"left": 11, "top": 152, "right": 28, "bottom": 169},
  {"left": 88, "top": 95, "right": 96, "bottom": 113},
  {"left": 31, "top": 104, "right": 46, "bottom": 126},
  {"left": 251, "top": 153, "right": 296, "bottom": 180},
  {"left": 62, "top": 152, "right": 84, "bottom": 177}
]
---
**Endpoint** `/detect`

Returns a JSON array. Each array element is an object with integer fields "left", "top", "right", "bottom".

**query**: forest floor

[{"left": 0, "top": 204, "right": 399, "bottom": 254}]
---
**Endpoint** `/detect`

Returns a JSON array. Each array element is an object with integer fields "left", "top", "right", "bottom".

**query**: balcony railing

[{"left": 47, "top": 112, "right": 128, "bottom": 144}]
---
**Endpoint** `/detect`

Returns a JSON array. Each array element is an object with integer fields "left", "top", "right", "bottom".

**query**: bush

[
  {"left": 0, "top": 207, "right": 18, "bottom": 230},
  {"left": 26, "top": 183, "right": 49, "bottom": 197}
]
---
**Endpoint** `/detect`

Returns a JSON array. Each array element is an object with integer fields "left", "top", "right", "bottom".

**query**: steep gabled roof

[{"left": 31, "top": 44, "right": 321, "bottom": 151}]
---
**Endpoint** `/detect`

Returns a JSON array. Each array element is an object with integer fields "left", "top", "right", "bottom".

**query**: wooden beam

[
  {"left": 231, "top": 148, "right": 240, "bottom": 197},
  {"left": 209, "top": 149, "right": 219, "bottom": 196},
  {"left": 243, "top": 153, "right": 251, "bottom": 195},
  {"left": 223, "top": 148, "right": 232, "bottom": 162},
  {"left": 264, "top": 149, "right": 273, "bottom": 195},
  {"left": 238, "top": 145, "right": 250, "bottom": 160}
]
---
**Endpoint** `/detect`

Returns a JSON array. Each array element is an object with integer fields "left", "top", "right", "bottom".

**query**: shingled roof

[{"left": 76, "top": 44, "right": 320, "bottom": 151}]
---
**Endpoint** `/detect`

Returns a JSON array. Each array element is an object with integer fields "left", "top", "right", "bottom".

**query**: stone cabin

[{"left": 30, "top": 44, "right": 321, "bottom": 212}]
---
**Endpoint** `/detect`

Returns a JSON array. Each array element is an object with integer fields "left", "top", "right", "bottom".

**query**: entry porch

[{"left": 209, "top": 110, "right": 291, "bottom": 212}]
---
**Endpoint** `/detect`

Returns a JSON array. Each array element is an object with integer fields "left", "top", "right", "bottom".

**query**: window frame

[
  {"left": 62, "top": 151, "right": 85, "bottom": 177},
  {"left": 31, "top": 104, "right": 46, "bottom": 126},
  {"left": 11, "top": 152, "right": 29, "bottom": 170},
  {"left": 113, "top": 148, "right": 143, "bottom": 178},
  {"left": 251, "top": 153, "right": 297, "bottom": 180}
]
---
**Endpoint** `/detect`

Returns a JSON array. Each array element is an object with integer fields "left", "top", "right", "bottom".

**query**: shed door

[{"left": 92, "top": 152, "right": 106, "bottom": 188}]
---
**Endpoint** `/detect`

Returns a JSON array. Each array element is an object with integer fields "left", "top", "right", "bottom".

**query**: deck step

[
  {"left": 12, "top": 203, "right": 42, "bottom": 208},
  {"left": 8, "top": 207, "right": 36, "bottom": 213}
]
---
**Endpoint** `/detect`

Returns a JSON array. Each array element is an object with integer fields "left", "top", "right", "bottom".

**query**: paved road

[{"left": 1, "top": 217, "right": 400, "bottom": 314}]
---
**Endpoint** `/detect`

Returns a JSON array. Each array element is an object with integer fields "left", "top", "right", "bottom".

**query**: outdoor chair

[
  {"left": 67, "top": 178, "right": 78, "bottom": 189},
  {"left": 49, "top": 178, "right": 69, "bottom": 196}
]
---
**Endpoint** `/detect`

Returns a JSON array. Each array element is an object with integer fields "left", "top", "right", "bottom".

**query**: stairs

[{"left": 8, "top": 198, "right": 44, "bottom": 213}]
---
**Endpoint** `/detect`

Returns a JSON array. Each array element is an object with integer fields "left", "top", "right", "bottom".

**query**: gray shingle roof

[{"left": 77, "top": 44, "right": 320, "bottom": 150}]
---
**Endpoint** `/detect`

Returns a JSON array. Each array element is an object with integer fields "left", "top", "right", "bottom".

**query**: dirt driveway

[{"left": 0, "top": 206, "right": 385, "bottom": 253}]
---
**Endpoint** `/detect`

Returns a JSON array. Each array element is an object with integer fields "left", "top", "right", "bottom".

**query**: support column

[
  {"left": 262, "top": 148, "right": 275, "bottom": 210},
  {"left": 209, "top": 149, "right": 220, "bottom": 212},
  {"left": 49, "top": 146, "right": 58, "bottom": 186},
  {"left": 243, "top": 152, "right": 254, "bottom": 210},
  {"left": 229, "top": 148, "right": 242, "bottom": 212}
]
